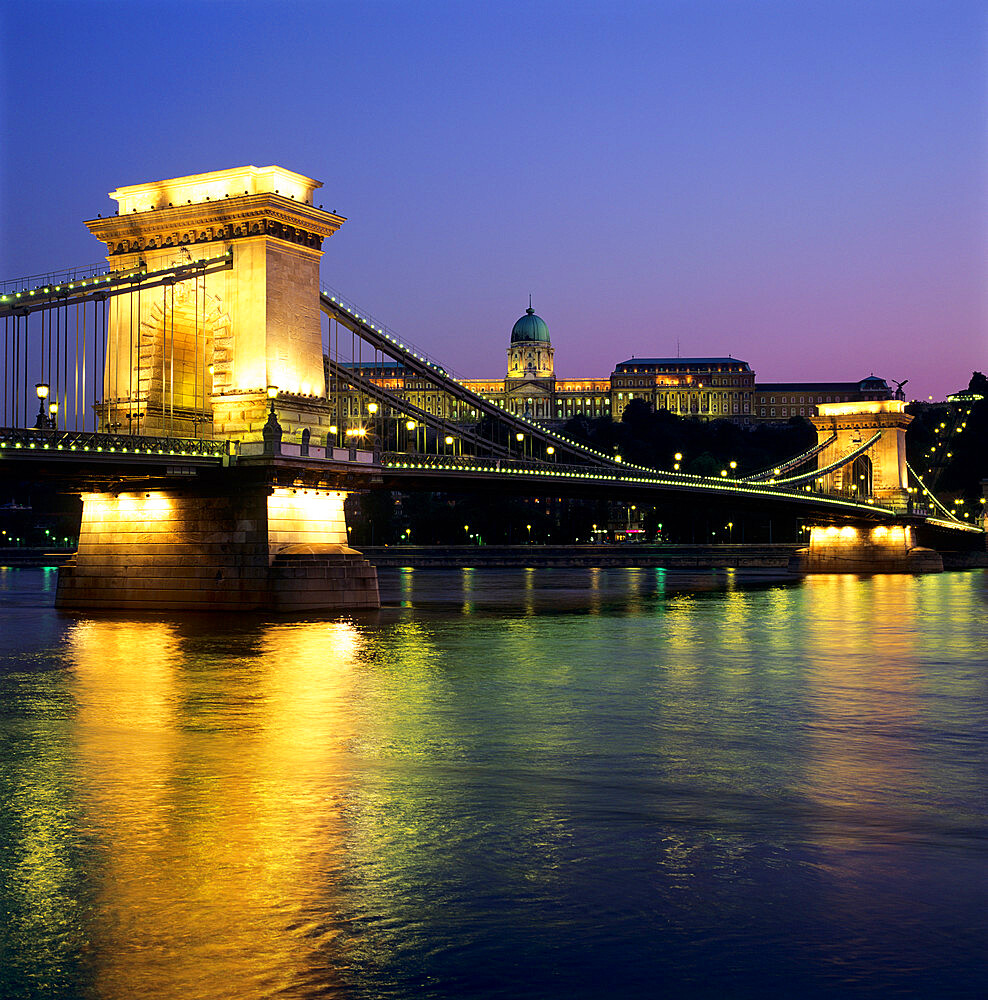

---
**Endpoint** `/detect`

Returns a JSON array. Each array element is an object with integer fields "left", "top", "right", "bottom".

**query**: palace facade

[{"left": 331, "top": 303, "right": 891, "bottom": 428}]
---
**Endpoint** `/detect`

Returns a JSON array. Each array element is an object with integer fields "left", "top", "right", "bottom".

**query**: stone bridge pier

[{"left": 56, "top": 481, "right": 379, "bottom": 612}]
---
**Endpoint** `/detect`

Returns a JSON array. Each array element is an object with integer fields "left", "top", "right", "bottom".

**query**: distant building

[
  {"left": 329, "top": 304, "right": 891, "bottom": 429},
  {"left": 609, "top": 357, "right": 754, "bottom": 421},
  {"left": 752, "top": 376, "right": 892, "bottom": 422}
]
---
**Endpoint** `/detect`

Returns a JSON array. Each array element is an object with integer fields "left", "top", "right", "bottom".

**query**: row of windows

[
  {"left": 760, "top": 407, "right": 811, "bottom": 417},
  {"left": 620, "top": 366, "right": 748, "bottom": 375},
  {"left": 761, "top": 394, "right": 836, "bottom": 404}
]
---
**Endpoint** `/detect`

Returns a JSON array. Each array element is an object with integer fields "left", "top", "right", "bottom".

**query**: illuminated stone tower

[
  {"left": 85, "top": 165, "right": 343, "bottom": 441},
  {"left": 810, "top": 400, "right": 912, "bottom": 509},
  {"left": 56, "top": 167, "right": 381, "bottom": 612},
  {"left": 791, "top": 399, "right": 941, "bottom": 573}
]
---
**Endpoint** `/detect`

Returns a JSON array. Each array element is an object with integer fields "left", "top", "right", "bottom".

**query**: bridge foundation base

[
  {"left": 788, "top": 524, "right": 942, "bottom": 574},
  {"left": 55, "top": 487, "right": 380, "bottom": 612}
]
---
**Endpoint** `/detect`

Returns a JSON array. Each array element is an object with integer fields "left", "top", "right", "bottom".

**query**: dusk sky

[{"left": 1, "top": 0, "right": 985, "bottom": 400}]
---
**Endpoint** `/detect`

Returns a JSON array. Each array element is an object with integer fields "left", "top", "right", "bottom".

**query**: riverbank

[
  {"left": 359, "top": 543, "right": 801, "bottom": 569},
  {"left": 3, "top": 543, "right": 982, "bottom": 572}
]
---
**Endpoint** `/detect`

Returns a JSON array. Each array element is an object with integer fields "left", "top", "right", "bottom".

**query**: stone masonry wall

[{"left": 56, "top": 487, "right": 380, "bottom": 611}]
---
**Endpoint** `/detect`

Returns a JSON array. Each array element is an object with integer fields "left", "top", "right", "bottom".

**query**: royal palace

[{"left": 332, "top": 302, "right": 893, "bottom": 430}]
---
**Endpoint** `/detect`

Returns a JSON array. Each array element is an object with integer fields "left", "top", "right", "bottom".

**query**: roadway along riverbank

[
  {"left": 358, "top": 544, "right": 801, "bottom": 569},
  {"left": 3, "top": 544, "right": 982, "bottom": 571}
]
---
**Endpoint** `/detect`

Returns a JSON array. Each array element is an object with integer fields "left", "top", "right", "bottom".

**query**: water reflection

[
  {"left": 0, "top": 568, "right": 985, "bottom": 999},
  {"left": 59, "top": 619, "right": 363, "bottom": 998}
]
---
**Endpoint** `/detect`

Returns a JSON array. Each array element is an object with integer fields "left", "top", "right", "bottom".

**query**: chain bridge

[{"left": 1, "top": 166, "right": 981, "bottom": 610}]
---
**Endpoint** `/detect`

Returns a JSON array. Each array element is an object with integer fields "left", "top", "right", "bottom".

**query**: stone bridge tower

[
  {"left": 810, "top": 400, "right": 912, "bottom": 509},
  {"left": 85, "top": 165, "right": 343, "bottom": 442},
  {"left": 792, "top": 399, "right": 941, "bottom": 573},
  {"left": 56, "top": 167, "right": 381, "bottom": 612}
]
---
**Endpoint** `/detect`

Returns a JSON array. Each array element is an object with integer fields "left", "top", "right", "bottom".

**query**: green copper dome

[{"left": 511, "top": 303, "right": 550, "bottom": 344}]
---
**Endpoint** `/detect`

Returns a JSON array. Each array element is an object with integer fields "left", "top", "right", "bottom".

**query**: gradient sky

[{"left": 1, "top": 0, "right": 985, "bottom": 400}]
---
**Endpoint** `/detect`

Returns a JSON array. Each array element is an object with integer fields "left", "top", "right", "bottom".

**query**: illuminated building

[{"left": 331, "top": 305, "right": 892, "bottom": 429}]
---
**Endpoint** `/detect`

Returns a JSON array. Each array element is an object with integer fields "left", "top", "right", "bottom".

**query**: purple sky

[{"left": 2, "top": 0, "right": 985, "bottom": 400}]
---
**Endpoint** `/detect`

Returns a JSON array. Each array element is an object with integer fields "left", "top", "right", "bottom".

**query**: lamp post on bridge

[
  {"left": 34, "top": 383, "right": 49, "bottom": 430},
  {"left": 367, "top": 401, "right": 379, "bottom": 456}
]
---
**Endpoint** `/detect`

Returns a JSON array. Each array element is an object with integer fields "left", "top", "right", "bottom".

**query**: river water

[{"left": 1, "top": 565, "right": 986, "bottom": 999}]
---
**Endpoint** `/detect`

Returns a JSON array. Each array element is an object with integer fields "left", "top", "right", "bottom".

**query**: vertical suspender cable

[
  {"left": 16, "top": 314, "right": 21, "bottom": 426},
  {"left": 162, "top": 283, "right": 167, "bottom": 437},
  {"left": 56, "top": 299, "right": 62, "bottom": 430},
  {"left": 128, "top": 279, "right": 134, "bottom": 434},
  {"left": 194, "top": 266, "right": 199, "bottom": 437},
  {"left": 170, "top": 281, "right": 175, "bottom": 436},
  {"left": 79, "top": 300, "right": 85, "bottom": 431},
  {"left": 74, "top": 299, "right": 79, "bottom": 430},
  {"left": 3, "top": 314, "right": 7, "bottom": 427},
  {"left": 136, "top": 276, "right": 141, "bottom": 436}
]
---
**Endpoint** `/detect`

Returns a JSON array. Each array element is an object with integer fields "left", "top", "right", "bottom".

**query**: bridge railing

[
  {"left": 0, "top": 261, "right": 111, "bottom": 294},
  {"left": 0, "top": 426, "right": 229, "bottom": 458},
  {"left": 381, "top": 452, "right": 599, "bottom": 476}
]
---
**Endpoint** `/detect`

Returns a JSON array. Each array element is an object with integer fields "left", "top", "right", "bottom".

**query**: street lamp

[
  {"left": 34, "top": 383, "right": 49, "bottom": 429},
  {"left": 266, "top": 384, "right": 278, "bottom": 414},
  {"left": 48, "top": 400, "right": 58, "bottom": 429}
]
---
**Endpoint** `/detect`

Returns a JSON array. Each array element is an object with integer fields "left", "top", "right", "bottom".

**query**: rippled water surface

[{"left": 1, "top": 566, "right": 986, "bottom": 999}]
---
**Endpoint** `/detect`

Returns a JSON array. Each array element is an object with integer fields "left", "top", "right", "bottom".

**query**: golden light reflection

[{"left": 62, "top": 617, "right": 363, "bottom": 999}]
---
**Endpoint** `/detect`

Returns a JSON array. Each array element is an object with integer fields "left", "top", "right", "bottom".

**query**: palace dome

[{"left": 511, "top": 304, "right": 550, "bottom": 344}]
